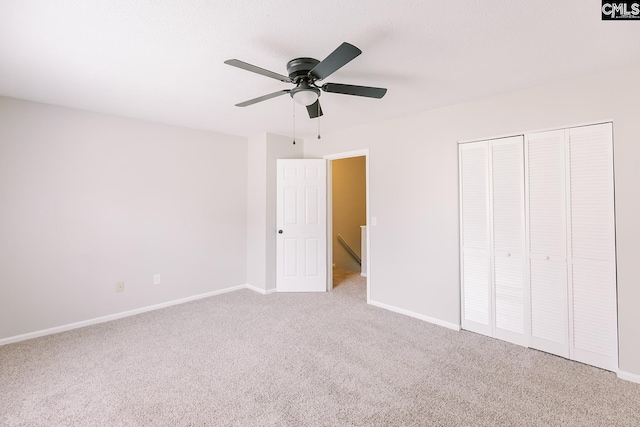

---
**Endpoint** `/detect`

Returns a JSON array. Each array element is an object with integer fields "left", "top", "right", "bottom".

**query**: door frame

[{"left": 323, "top": 149, "right": 370, "bottom": 303}]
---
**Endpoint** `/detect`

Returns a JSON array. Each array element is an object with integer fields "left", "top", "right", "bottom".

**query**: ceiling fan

[{"left": 224, "top": 42, "right": 387, "bottom": 119}]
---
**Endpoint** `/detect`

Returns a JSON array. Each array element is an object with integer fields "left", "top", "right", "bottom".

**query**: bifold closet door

[
  {"left": 491, "top": 137, "right": 526, "bottom": 346},
  {"left": 461, "top": 124, "right": 618, "bottom": 371},
  {"left": 526, "top": 123, "right": 618, "bottom": 369},
  {"left": 460, "top": 137, "right": 526, "bottom": 343},
  {"left": 459, "top": 142, "right": 491, "bottom": 336},
  {"left": 525, "top": 130, "right": 570, "bottom": 358},
  {"left": 567, "top": 123, "right": 617, "bottom": 371}
]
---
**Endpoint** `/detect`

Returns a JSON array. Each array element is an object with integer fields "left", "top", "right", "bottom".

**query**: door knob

[{"left": 278, "top": 230, "right": 283, "bottom": 234}]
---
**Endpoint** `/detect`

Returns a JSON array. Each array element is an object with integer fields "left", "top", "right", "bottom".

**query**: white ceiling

[{"left": 1, "top": 1, "right": 639, "bottom": 140}]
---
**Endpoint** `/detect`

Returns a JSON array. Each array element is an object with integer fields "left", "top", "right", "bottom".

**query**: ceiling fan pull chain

[
  {"left": 292, "top": 99, "right": 296, "bottom": 145},
  {"left": 317, "top": 102, "right": 321, "bottom": 139}
]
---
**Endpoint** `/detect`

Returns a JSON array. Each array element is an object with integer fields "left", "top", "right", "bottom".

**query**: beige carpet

[{"left": 1, "top": 269, "right": 639, "bottom": 426}]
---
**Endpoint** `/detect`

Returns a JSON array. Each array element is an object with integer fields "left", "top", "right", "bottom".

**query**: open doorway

[{"left": 325, "top": 150, "right": 370, "bottom": 302}]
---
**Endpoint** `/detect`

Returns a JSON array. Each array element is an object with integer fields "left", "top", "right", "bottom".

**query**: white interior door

[{"left": 276, "top": 159, "right": 327, "bottom": 292}]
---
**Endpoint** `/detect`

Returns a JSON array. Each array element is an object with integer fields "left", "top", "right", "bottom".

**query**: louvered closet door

[
  {"left": 491, "top": 137, "right": 526, "bottom": 346},
  {"left": 567, "top": 123, "right": 617, "bottom": 371},
  {"left": 526, "top": 130, "right": 569, "bottom": 358},
  {"left": 459, "top": 142, "right": 491, "bottom": 336}
]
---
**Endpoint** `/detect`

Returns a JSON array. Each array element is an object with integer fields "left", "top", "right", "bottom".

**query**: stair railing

[{"left": 337, "top": 234, "right": 361, "bottom": 265}]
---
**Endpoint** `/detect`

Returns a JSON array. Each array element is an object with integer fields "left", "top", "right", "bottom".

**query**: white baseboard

[
  {"left": 1, "top": 287, "right": 463, "bottom": 346},
  {"left": 369, "top": 299, "right": 461, "bottom": 331},
  {"left": 246, "top": 285, "right": 277, "bottom": 295},
  {"left": 360, "top": 273, "right": 367, "bottom": 277},
  {"left": 0, "top": 283, "right": 248, "bottom": 346},
  {"left": 617, "top": 370, "right": 640, "bottom": 384}
]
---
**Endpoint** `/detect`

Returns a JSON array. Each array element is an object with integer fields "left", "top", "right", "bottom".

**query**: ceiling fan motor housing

[
  {"left": 286, "top": 57, "right": 320, "bottom": 82},
  {"left": 287, "top": 57, "right": 321, "bottom": 105}
]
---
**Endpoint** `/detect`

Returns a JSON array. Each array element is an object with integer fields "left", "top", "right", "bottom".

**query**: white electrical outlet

[
  {"left": 153, "top": 274, "right": 161, "bottom": 285},
  {"left": 116, "top": 281, "right": 125, "bottom": 293}
]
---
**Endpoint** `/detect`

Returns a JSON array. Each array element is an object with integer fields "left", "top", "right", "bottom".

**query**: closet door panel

[
  {"left": 459, "top": 143, "right": 491, "bottom": 336},
  {"left": 529, "top": 256, "right": 569, "bottom": 357},
  {"left": 526, "top": 130, "right": 569, "bottom": 357},
  {"left": 460, "top": 144, "right": 489, "bottom": 250},
  {"left": 568, "top": 123, "right": 617, "bottom": 370},
  {"left": 492, "top": 139, "right": 524, "bottom": 253},
  {"left": 571, "top": 260, "right": 617, "bottom": 369},
  {"left": 491, "top": 137, "right": 526, "bottom": 345},
  {"left": 527, "top": 131, "right": 567, "bottom": 257},
  {"left": 568, "top": 124, "right": 615, "bottom": 261},
  {"left": 494, "top": 252, "right": 524, "bottom": 335},
  {"left": 462, "top": 250, "right": 490, "bottom": 327}
]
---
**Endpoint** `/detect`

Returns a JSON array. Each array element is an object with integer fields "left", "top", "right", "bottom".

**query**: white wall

[
  {"left": 246, "top": 134, "right": 268, "bottom": 291},
  {"left": 0, "top": 97, "right": 248, "bottom": 340},
  {"left": 303, "top": 62, "right": 640, "bottom": 377}
]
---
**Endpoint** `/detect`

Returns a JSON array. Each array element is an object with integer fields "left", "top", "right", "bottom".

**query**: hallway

[{"left": 332, "top": 267, "right": 366, "bottom": 290}]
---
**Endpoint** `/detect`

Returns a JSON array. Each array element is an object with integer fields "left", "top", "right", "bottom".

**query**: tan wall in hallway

[{"left": 332, "top": 156, "right": 366, "bottom": 272}]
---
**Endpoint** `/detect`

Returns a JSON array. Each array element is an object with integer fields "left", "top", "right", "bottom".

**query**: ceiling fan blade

[
  {"left": 224, "top": 59, "right": 291, "bottom": 83},
  {"left": 235, "top": 90, "right": 290, "bottom": 107},
  {"left": 308, "top": 42, "right": 362, "bottom": 80},
  {"left": 306, "top": 99, "right": 323, "bottom": 119},
  {"left": 321, "top": 83, "right": 387, "bottom": 99}
]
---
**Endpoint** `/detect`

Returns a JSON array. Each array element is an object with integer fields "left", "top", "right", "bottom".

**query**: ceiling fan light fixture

[
  {"left": 290, "top": 81, "right": 320, "bottom": 106},
  {"left": 292, "top": 90, "right": 319, "bottom": 106}
]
